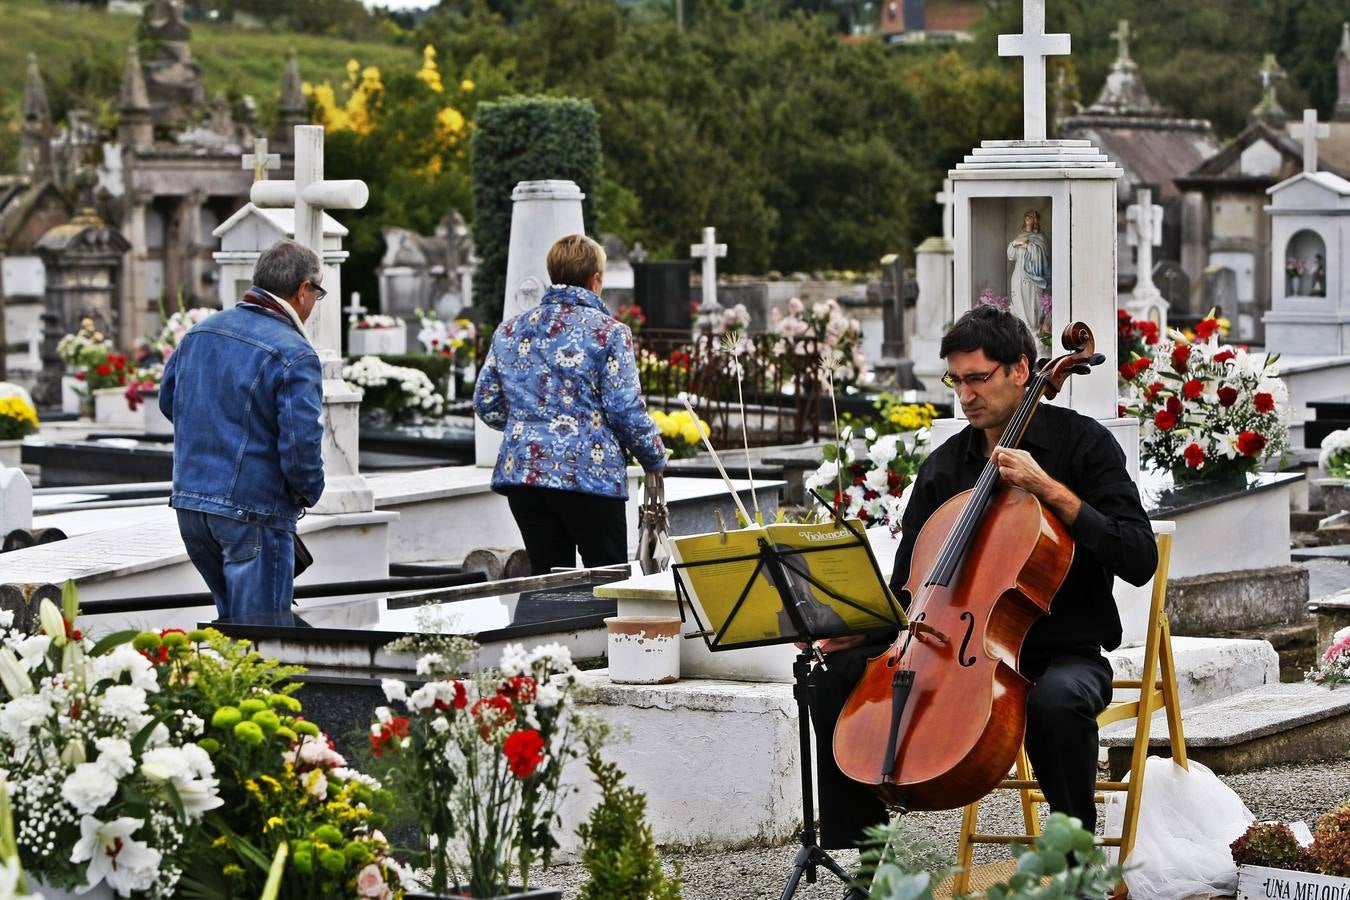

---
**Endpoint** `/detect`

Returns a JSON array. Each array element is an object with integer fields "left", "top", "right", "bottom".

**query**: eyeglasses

[
  {"left": 309, "top": 281, "right": 328, "bottom": 302},
  {"left": 941, "top": 364, "right": 1004, "bottom": 390}
]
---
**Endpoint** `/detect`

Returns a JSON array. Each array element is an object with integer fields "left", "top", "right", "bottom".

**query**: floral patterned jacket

[{"left": 473, "top": 285, "right": 666, "bottom": 498}]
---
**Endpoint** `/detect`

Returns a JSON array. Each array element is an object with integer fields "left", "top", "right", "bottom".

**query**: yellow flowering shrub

[
  {"left": 0, "top": 393, "right": 38, "bottom": 440},
  {"left": 651, "top": 409, "right": 709, "bottom": 459}
]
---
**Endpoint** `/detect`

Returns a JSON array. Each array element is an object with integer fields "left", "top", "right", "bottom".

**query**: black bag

[{"left": 293, "top": 534, "right": 313, "bottom": 578}]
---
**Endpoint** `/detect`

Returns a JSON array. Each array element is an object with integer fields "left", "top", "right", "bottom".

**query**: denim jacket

[
  {"left": 159, "top": 298, "right": 325, "bottom": 531},
  {"left": 474, "top": 285, "right": 665, "bottom": 499}
]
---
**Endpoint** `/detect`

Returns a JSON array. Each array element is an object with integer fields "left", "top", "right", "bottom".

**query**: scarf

[{"left": 239, "top": 286, "right": 308, "bottom": 338}]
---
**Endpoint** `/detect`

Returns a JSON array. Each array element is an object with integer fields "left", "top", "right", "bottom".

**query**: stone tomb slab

[{"left": 1101, "top": 681, "right": 1350, "bottom": 777}]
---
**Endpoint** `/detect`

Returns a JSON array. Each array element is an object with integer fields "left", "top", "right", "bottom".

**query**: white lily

[
  {"left": 0, "top": 650, "right": 31, "bottom": 698},
  {"left": 37, "top": 599, "right": 66, "bottom": 647},
  {"left": 71, "top": 815, "right": 160, "bottom": 896}
]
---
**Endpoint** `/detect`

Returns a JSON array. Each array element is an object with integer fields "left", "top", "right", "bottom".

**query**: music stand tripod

[{"left": 670, "top": 523, "right": 901, "bottom": 900}]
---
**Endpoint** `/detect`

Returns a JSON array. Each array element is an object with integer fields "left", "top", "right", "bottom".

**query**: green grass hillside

[{"left": 0, "top": 0, "right": 417, "bottom": 130}]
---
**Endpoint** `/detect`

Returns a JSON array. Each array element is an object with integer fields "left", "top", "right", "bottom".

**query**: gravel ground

[{"left": 532, "top": 757, "right": 1350, "bottom": 899}]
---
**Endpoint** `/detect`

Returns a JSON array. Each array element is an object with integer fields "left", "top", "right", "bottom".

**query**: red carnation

[
  {"left": 1170, "top": 345, "right": 1190, "bottom": 372},
  {"left": 1154, "top": 410, "right": 1178, "bottom": 431},
  {"left": 1144, "top": 381, "right": 1164, "bottom": 401},
  {"left": 1194, "top": 318, "right": 1218, "bottom": 340},
  {"left": 1165, "top": 396, "right": 1183, "bottom": 416},
  {"left": 1213, "top": 350, "right": 1235, "bottom": 364},
  {"left": 503, "top": 729, "right": 546, "bottom": 778},
  {"left": 453, "top": 680, "right": 468, "bottom": 710},
  {"left": 1118, "top": 404, "right": 1127, "bottom": 418},
  {"left": 1217, "top": 386, "right": 1239, "bottom": 407},
  {"left": 1118, "top": 362, "right": 1135, "bottom": 380},
  {"left": 1237, "top": 431, "right": 1266, "bottom": 457},
  {"left": 1254, "top": 392, "right": 1275, "bottom": 414},
  {"left": 1117, "top": 309, "right": 1131, "bottom": 322},
  {"left": 96, "top": 364, "right": 112, "bottom": 376},
  {"left": 1182, "top": 379, "right": 1204, "bottom": 400},
  {"left": 1183, "top": 443, "right": 1205, "bottom": 469},
  {"left": 1139, "top": 321, "right": 1160, "bottom": 344}
]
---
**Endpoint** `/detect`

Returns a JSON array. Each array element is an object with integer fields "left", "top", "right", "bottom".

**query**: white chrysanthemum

[
  {"left": 0, "top": 694, "right": 50, "bottom": 742},
  {"left": 497, "top": 644, "right": 529, "bottom": 678},
  {"left": 98, "top": 685, "right": 148, "bottom": 722},
  {"left": 408, "top": 683, "right": 438, "bottom": 713},
  {"left": 91, "top": 644, "right": 159, "bottom": 692},
  {"left": 62, "top": 762, "right": 119, "bottom": 814},
  {"left": 94, "top": 737, "right": 135, "bottom": 778}
]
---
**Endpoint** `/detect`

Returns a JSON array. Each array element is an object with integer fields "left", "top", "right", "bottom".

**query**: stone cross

[
  {"left": 1259, "top": 53, "right": 1285, "bottom": 103},
  {"left": 1111, "top": 19, "right": 1132, "bottom": 62},
  {"left": 690, "top": 226, "right": 727, "bottom": 310},
  {"left": 241, "top": 137, "right": 280, "bottom": 183},
  {"left": 249, "top": 125, "right": 372, "bottom": 514},
  {"left": 1126, "top": 188, "right": 1164, "bottom": 292},
  {"left": 997, "top": 0, "right": 1071, "bottom": 142},
  {"left": 1291, "top": 108, "right": 1329, "bottom": 174},
  {"left": 935, "top": 178, "right": 955, "bottom": 241},
  {"left": 251, "top": 125, "right": 368, "bottom": 354},
  {"left": 344, "top": 291, "right": 366, "bottom": 322}
]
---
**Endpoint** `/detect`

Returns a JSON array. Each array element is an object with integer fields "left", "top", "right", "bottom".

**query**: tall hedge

[{"left": 470, "top": 96, "right": 601, "bottom": 322}]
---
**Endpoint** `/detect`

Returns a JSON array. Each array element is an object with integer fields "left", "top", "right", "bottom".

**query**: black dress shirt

[{"left": 888, "top": 402, "right": 1157, "bottom": 668}]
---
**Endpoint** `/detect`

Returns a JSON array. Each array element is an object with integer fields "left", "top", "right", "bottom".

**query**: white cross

[
  {"left": 344, "top": 290, "right": 366, "bottom": 322},
  {"left": 690, "top": 226, "right": 727, "bottom": 310},
  {"left": 1291, "top": 108, "right": 1329, "bottom": 175},
  {"left": 935, "top": 178, "right": 955, "bottom": 241},
  {"left": 241, "top": 137, "right": 280, "bottom": 183},
  {"left": 1126, "top": 187, "right": 1163, "bottom": 293},
  {"left": 997, "top": 0, "right": 1070, "bottom": 142},
  {"left": 251, "top": 125, "right": 368, "bottom": 355},
  {"left": 1110, "top": 19, "right": 1131, "bottom": 63}
]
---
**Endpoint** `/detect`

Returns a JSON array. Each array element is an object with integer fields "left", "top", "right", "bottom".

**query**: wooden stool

[{"left": 951, "top": 531, "right": 1186, "bottom": 897}]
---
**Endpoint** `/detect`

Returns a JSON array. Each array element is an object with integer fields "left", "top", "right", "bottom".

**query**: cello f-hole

[{"left": 958, "top": 612, "right": 978, "bottom": 667}]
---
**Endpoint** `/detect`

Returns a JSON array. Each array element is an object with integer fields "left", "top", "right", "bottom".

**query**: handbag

[
  {"left": 636, "top": 476, "right": 671, "bottom": 575},
  {"left": 293, "top": 533, "right": 314, "bottom": 578}
]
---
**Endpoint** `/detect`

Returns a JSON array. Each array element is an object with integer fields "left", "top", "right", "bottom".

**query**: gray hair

[{"left": 253, "top": 240, "right": 321, "bottom": 298}]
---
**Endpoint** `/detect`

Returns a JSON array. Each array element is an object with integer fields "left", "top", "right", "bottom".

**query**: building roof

[
  {"left": 1267, "top": 170, "right": 1350, "bottom": 198},
  {"left": 1058, "top": 118, "right": 1220, "bottom": 200}
]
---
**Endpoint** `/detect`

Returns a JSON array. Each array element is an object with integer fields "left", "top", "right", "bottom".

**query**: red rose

[
  {"left": 1237, "top": 431, "right": 1266, "bottom": 457},
  {"left": 96, "top": 364, "right": 112, "bottom": 376},
  {"left": 503, "top": 729, "right": 546, "bottom": 778},
  {"left": 1213, "top": 350, "right": 1235, "bottom": 364},
  {"left": 75, "top": 372, "right": 86, "bottom": 381},
  {"left": 1117, "top": 309, "right": 1131, "bottom": 322},
  {"left": 1165, "top": 396, "right": 1183, "bottom": 416},
  {"left": 1154, "top": 410, "right": 1178, "bottom": 431},
  {"left": 1118, "top": 404, "right": 1127, "bottom": 417},
  {"left": 1254, "top": 392, "right": 1275, "bottom": 414},
  {"left": 1182, "top": 379, "right": 1204, "bottom": 400},
  {"left": 1183, "top": 443, "right": 1205, "bottom": 468},
  {"left": 1194, "top": 318, "right": 1218, "bottom": 340},
  {"left": 1139, "top": 321, "right": 1160, "bottom": 344},
  {"left": 1217, "top": 386, "right": 1238, "bottom": 407},
  {"left": 1118, "top": 362, "right": 1134, "bottom": 380},
  {"left": 1170, "top": 346, "right": 1190, "bottom": 372},
  {"left": 1144, "top": 381, "right": 1164, "bottom": 401}
]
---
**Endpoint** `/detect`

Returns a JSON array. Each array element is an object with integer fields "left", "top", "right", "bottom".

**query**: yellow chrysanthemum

[
  {"left": 460, "top": 78, "right": 475, "bottom": 93},
  {"left": 417, "top": 44, "right": 444, "bottom": 93}
]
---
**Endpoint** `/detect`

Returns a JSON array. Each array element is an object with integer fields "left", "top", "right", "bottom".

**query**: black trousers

[
  {"left": 504, "top": 487, "right": 627, "bottom": 575},
  {"left": 1021, "top": 651, "right": 1114, "bottom": 832},
  {"left": 808, "top": 641, "right": 892, "bottom": 849},
  {"left": 810, "top": 646, "right": 1113, "bottom": 846}
]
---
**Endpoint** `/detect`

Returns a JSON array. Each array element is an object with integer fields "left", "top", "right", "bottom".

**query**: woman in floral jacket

[{"left": 473, "top": 234, "right": 667, "bottom": 574}]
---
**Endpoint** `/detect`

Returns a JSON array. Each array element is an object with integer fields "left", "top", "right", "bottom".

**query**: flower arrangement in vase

[
  {"left": 351, "top": 314, "right": 403, "bottom": 330},
  {"left": 1121, "top": 309, "right": 1289, "bottom": 483},
  {"left": 0, "top": 589, "right": 224, "bottom": 897},
  {"left": 343, "top": 355, "right": 447, "bottom": 422},
  {"left": 0, "top": 384, "right": 39, "bottom": 440},
  {"left": 1321, "top": 428, "right": 1350, "bottom": 480},
  {"left": 1306, "top": 626, "right": 1350, "bottom": 688},
  {"left": 1231, "top": 802, "right": 1350, "bottom": 896},
  {"left": 367, "top": 641, "right": 592, "bottom": 899},
  {"left": 804, "top": 425, "right": 926, "bottom": 532}
]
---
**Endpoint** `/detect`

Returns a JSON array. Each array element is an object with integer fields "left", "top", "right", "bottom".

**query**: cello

[{"left": 832, "top": 321, "right": 1106, "bottom": 811}]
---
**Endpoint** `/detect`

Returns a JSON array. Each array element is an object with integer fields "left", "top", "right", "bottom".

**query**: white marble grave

[
  {"left": 691, "top": 225, "right": 727, "bottom": 315},
  {"left": 911, "top": 180, "right": 955, "bottom": 392},
  {"left": 1124, "top": 187, "right": 1168, "bottom": 330}
]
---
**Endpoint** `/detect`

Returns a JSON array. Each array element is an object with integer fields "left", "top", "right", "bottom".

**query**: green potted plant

[
  {"left": 1232, "top": 805, "right": 1350, "bottom": 896},
  {"left": 574, "top": 747, "right": 682, "bottom": 900}
]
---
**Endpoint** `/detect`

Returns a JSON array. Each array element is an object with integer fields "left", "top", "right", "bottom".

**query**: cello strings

[{"left": 916, "top": 372, "right": 1048, "bottom": 603}]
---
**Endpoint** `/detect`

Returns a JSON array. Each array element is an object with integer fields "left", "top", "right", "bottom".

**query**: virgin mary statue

[{"left": 1007, "top": 209, "right": 1050, "bottom": 328}]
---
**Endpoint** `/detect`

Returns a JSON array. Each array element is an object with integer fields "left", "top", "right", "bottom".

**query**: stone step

[
  {"left": 1292, "top": 509, "right": 1329, "bottom": 532},
  {"left": 1101, "top": 681, "right": 1350, "bottom": 777}
]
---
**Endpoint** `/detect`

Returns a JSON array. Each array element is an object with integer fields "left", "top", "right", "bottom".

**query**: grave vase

[
  {"left": 0, "top": 439, "right": 23, "bottom": 469},
  {"left": 141, "top": 390, "right": 172, "bottom": 436},
  {"left": 93, "top": 387, "right": 139, "bottom": 428}
]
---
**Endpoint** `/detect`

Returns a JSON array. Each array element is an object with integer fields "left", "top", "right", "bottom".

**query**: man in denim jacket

[{"left": 160, "top": 239, "right": 326, "bottom": 624}]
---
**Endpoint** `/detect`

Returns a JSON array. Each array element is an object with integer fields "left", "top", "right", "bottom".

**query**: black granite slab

[{"left": 1138, "top": 469, "right": 1303, "bottom": 518}]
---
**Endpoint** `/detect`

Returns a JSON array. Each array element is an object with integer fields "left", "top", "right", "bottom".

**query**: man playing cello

[{"left": 809, "top": 304, "right": 1157, "bottom": 847}]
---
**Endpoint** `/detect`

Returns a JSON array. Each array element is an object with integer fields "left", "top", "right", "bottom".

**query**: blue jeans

[{"left": 177, "top": 509, "right": 296, "bottom": 625}]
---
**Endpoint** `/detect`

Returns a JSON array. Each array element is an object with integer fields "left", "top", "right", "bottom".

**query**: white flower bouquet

[
  {"left": 154, "top": 308, "right": 214, "bottom": 362},
  {"left": 0, "top": 590, "right": 222, "bottom": 897},
  {"left": 351, "top": 314, "right": 403, "bottom": 330},
  {"left": 1320, "top": 429, "right": 1350, "bottom": 479},
  {"left": 804, "top": 425, "right": 927, "bottom": 532},
  {"left": 342, "top": 355, "right": 446, "bottom": 419}
]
